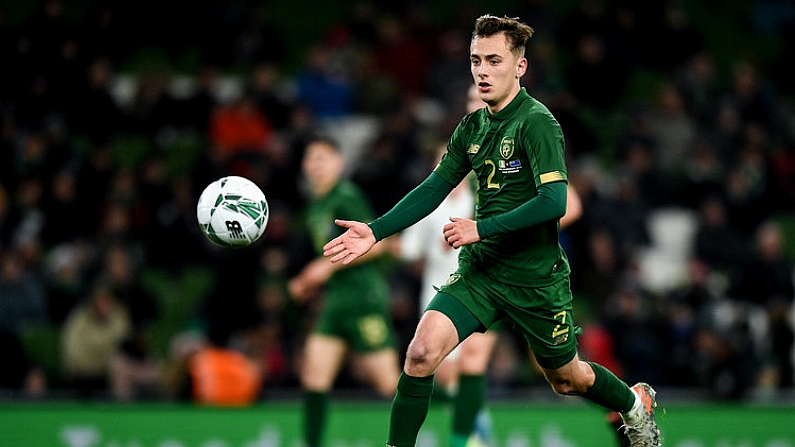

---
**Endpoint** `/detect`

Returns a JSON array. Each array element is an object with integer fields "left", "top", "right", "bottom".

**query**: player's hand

[
  {"left": 323, "top": 219, "right": 376, "bottom": 265},
  {"left": 443, "top": 217, "right": 481, "bottom": 248}
]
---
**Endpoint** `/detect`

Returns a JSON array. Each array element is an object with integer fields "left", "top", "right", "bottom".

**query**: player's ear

[{"left": 517, "top": 58, "right": 528, "bottom": 78}]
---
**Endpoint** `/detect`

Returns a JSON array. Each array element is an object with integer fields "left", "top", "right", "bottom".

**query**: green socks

[
  {"left": 581, "top": 362, "right": 635, "bottom": 412},
  {"left": 451, "top": 374, "right": 486, "bottom": 445},
  {"left": 304, "top": 391, "right": 328, "bottom": 447},
  {"left": 387, "top": 372, "right": 435, "bottom": 447}
]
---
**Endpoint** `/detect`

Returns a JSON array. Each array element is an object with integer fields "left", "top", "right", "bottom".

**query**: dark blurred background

[{"left": 0, "top": 0, "right": 793, "bottom": 404}]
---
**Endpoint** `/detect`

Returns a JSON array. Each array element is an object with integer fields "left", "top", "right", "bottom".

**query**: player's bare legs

[
  {"left": 538, "top": 353, "right": 596, "bottom": 395},
  {"left": 540, "top": 355, "right": 660, "bottom": 447},
  {"left": 404, "top": 310, "right": 461, "bottom": 377},
  {"left": 457, "top": 332, "right": 497, "bottom": 374},
  {"left": 300, "top": 335, "right": 347, "bottom": 391},
  {"left": 300, "top": 335, "right": 347, "bottom": 447},
  {"left": 433, "top": 355, "right": 460, "bottom": 392},
  {"left": 356, "top": 349, "right": 400, "bottom": 397},
  {"left": 388, "top": 310, "right": 460, "bottom": 447}
]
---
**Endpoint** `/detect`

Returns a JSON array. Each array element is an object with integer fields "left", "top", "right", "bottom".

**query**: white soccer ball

[{"left": 196, "top": 175, "right": 269, "bottom": 248}]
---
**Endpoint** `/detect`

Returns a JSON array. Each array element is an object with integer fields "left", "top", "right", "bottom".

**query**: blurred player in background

[
  {"left": 323, "top": 15, "right": 660, "bottom": 447},
  {"left": 289, "top": 137, "right": 401, "bottom": 447}
]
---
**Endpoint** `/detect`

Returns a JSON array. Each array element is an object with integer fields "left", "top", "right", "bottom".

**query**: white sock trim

[{"left": 621, "top": 388, "right": 642, "bottom": 425}]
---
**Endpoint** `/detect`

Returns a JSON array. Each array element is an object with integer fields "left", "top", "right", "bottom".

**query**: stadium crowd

[{"left": 0, "top": 0, "right": 794, "bottom": 403}]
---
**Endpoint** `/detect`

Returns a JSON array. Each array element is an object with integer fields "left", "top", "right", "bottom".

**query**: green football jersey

[
  {"left": 434, "top": 88, "right": 570, "bottom": 287},
  {"left": 306, "top": 180, "right": 389, "bottom": 305}
]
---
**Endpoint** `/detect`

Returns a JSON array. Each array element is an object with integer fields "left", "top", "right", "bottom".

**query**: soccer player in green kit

[
  {"left": 323, "top": 14, "right": 661, "bottom": 447},
  {"left": 289, "top": 137, "right": 401, "bottom": 447}
]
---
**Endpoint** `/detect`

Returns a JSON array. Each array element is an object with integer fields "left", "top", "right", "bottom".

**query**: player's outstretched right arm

[{"left": 323, "top": 219, "right": 376, "bottom": 265}]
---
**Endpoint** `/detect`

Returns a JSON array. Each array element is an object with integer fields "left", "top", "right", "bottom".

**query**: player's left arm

[
  {"left": 475, "top": 181, "right": 567, "bottom": 239},
  {"left": 443, "top": 182, "right": 566, "bottom": 247}
]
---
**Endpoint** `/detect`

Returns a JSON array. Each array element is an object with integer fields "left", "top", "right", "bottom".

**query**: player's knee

[{"left": 404, "top": 338, "right": 441, "bottom": 374}]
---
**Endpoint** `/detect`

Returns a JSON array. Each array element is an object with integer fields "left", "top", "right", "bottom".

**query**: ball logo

[{"left": 225, "top": 221, "right": 245, "bottom": 239}]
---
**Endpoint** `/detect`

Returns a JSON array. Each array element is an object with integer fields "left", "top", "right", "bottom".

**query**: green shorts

[
  {"left": 434, "top": 267, "right": 578, "bottom": 369},
  {"left": 314, "top": 296, "right": 397, "bottom": 354}
]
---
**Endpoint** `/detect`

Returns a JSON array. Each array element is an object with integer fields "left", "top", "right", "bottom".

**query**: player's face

[
  {"left": 470, "top": 33, "right": 526, "bottom": 113},
  {"left": 302, "top": 141, "right": 344, "bottom": 196}
]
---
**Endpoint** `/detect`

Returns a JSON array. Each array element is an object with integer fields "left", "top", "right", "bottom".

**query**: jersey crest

[{"left": 499, "top": 136, "right": 515, "bottom": 159}]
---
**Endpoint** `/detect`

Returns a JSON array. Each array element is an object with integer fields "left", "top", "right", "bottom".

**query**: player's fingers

[
  {"left": 323, "top": 236, "right": 344, "bottom": 253},
  {"left": 334, "top": 219, "right": 354, "bottom": 228},
  {"left": 329, "top": 250, "right": 347, "bottom": 263},
  {"left": 343, "top": 252, "right": 359, "bottom": 265},
  {"left": 323, "top": 244, "right": 342, "bottom": 257}
]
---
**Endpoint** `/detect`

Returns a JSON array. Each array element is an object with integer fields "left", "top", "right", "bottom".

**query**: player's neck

[{"left": 487, "top": 85, "right": 521, "bottom": 115}]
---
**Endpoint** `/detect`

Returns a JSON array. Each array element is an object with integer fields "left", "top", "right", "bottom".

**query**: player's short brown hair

[{"left": 472, "top": 15, "right": 534, "bottom": 57}]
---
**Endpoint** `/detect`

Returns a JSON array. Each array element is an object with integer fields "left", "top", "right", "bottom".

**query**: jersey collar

[{"left": 487, "top": 87, "right": 531, "bottom": 122}]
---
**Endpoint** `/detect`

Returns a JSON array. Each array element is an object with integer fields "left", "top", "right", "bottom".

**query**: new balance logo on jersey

[{"left": 226, "top": 221, "right": 244, "bottom": 239}]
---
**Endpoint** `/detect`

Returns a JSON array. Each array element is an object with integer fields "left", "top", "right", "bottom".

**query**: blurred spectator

[
  {"left": 721, "top": 60, "right": 777, "bottom": 134},
  {"left": 161, "top": 331, "right": 207, "bottom": 401},
  {"left": 110, "top": 330, "right": 162, "bottom": 401},
  {"left": 693, "top": 195, "right": 747, "bottom": 275},
  {"left": 295, "top": 44, "right": 355, "bottom": 120},
  {"left": 728, "top": 220, "right": 795, "bottom": 389},
  {"left": 247, "top": 63, "right": 293, "bottom": 130},
  {"left": 61, "top": 282, "right": 132, "bottom": 398},
  {"left": 176, "top": 64, "right": 219, "bottom": 133},
  {"left": 100, "top": 243, "right": 158, "bottom": 331},
  {"left": 208, "top": 95, "right": 275, "bottom": 176},
  {"left": 681, "top": 137, "right": 725, "bottom": 210},
  {"left": 0, "top": 246, "right": 47, "bottom": 332},
  {"left": 664, "top": 259, "right": 722, "bottom": 387},
  {"left": 723, "top": 135, "right": 770, "bottom": 235},
  {"left": 573, "top": 226, "right": 627, "bottom": 313},
  {"left": 675, "top": 51, "right": 720, "bottom": 128},
  {"left": 603, "top": 284, "right": 665, "bottom": 386},
  {"left": 40, "top": 166, "right": 87, "bottom": 249},
  {"left": 67, "top": 57, "right": 124, "bottom": 144},
  {"left": 645, "top": 81, "right": 698, "bottom": 184},
  {"left": 73, "top": 144, "right": 116, "bottom": 235},
  {"left": 127, "top": 68, "right": 182, "bottom": 137},
  {"left": 44, "top": 243, "right": 90, "bottom": 324},
  {"left": 254, "top": 282, "right": 290, "bottom": 382},
  {"left": 691, "top": 322, "right": 756, "bottom": 399},
  {"left": 187, "top": 327, "right": 263, "bottom": 406},
  {"left": 144, "top": 175, "right": 209, "bottom": 271}
]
